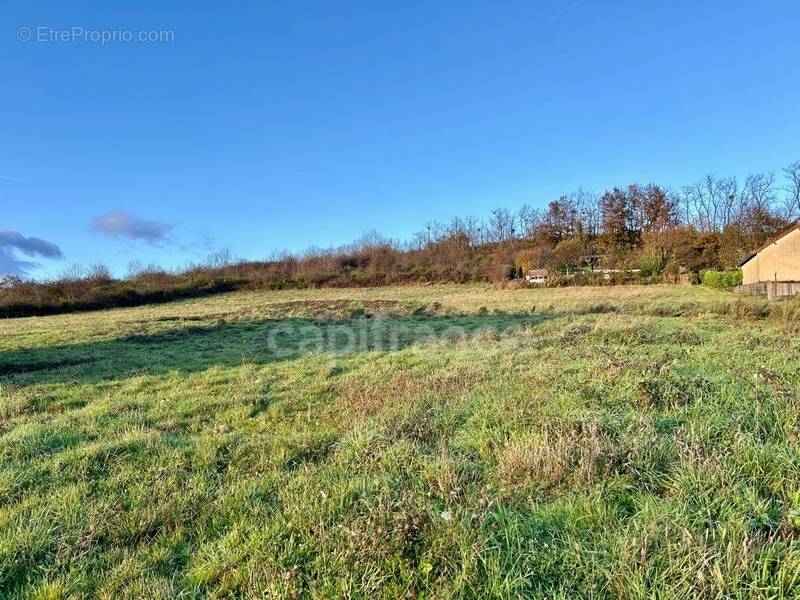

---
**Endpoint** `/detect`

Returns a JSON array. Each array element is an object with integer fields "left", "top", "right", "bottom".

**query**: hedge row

[{"left": 700, "top": 269, "right": 743, "bottom": 289}]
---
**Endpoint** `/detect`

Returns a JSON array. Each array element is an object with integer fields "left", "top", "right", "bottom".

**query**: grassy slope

[{"left": 0, "top": 284, "right": 798, "bottom": 599}]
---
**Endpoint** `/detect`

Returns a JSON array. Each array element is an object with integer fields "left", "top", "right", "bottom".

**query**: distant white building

[{"left": 526, "top": 269, "right": 549, "bottom": 285}]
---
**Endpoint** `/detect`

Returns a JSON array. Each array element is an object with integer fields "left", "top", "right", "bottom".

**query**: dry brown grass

[
  {"left": 333, "top": 362, "right": 486, "bottom": 419},
  {"left": 497, "top": 422, "right": 607, "bottom": 491}
]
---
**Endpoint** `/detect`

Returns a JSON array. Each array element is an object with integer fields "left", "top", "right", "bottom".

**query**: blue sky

[{"left": 2, "top": 1, "right": 799, "bottom": 278}]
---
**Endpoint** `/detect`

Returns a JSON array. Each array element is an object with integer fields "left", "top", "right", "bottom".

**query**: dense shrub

[{"left": 700, "top": 269, "right": 743, "bottom": 289}]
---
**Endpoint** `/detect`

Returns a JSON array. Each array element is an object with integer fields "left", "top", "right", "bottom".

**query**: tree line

[{"left": 1, "top": 160, "right": 798, "bottom": 317}]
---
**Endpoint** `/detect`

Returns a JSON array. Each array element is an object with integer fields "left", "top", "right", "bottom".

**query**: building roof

[
  {"left": 739, "top": 221, "right": 800, "bottom": 267},
  {"left": 527, "top": 268, "right": 549, "bottom": 277}
]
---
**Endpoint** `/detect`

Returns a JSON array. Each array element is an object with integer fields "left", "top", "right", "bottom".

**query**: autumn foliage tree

[{"left": 3, "top": 160, "right": 799, "bottom": 317}]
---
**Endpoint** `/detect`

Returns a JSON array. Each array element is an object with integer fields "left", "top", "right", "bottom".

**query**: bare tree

[
  {"left": 740, "top": 172, "right": 776, "bottom": 214},
  {"left": 782, "top": 161, "right": 800, "bottom": 221},
  {"left": 206, "top": 248, "right": 234, "bottom": 268},
  {"left": 487, "top": 208, "right": 516, "bottom": 245},
  {"left": 677, "top": 186, "right": 696, "bottom": 227},
  {"left": 85, "top": 263, "right": 112, "bottom": 283},
  {"left": 570, "top": 188, "right": 600, "bottom": 236},
  {"left": 717, "top": 177, "right": 739, "bottom": 229},
  {"left": 448, "top": 216, "right": 482, "bottom": 247},
  {"left": 683, "top": 175, "right": 738, "bottom": 232},
  {"left": 412, "top": 221, "right": 445, "bottom": 250},
  {"left": 516, "top": 204, "right": 542, "bottom": 238}
]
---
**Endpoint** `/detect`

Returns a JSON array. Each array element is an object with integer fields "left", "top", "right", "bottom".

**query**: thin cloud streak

[{"left": 535, "top": 0, "right": 586, "bottom": 32}]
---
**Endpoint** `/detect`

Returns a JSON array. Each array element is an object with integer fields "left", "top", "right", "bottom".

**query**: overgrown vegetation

[
  {"left": 1, "top": 285, "right": 799, "bottom": 597},
  {"left": 3, "top": 160, "right": 799, "bottom": 318},
  {"left": 700, "top": 269, "right": 744, "bottom": 289}
]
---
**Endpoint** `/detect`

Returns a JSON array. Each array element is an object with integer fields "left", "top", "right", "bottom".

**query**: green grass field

[{"left": 1, "top": 284, "right": 799, "bottom": 599}]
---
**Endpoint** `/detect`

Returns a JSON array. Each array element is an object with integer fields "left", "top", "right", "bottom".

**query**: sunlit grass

[{"left": 1, "top": 285, "right": 799, "bottom": 598}]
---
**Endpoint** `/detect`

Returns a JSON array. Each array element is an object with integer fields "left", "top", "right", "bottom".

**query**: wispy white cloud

[{"left": 91, "top": 211, "right": 173, "bottom": 245}]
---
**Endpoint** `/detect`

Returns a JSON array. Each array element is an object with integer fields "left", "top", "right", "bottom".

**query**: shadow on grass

[{"left": 0, "top": 312, "right": 551, "bottom": 386}]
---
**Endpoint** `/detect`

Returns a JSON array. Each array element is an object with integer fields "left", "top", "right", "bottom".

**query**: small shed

[{"left": 526, "top": 268, "right": 550, "bottom": 285}]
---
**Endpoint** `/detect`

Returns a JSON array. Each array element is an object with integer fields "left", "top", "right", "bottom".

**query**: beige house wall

[
  {"left": 741, "top": 227, "right": 800, "bottom": 284},
  {"left": 741, "top": 258, "right": 760, "bottom": 285}
]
